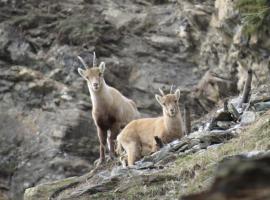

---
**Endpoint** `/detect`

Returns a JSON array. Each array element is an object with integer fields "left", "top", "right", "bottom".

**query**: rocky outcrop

[
  {"left": 24, "top": 84, "right": 270, "bottom": 199},
  {"left": 183, "top": 152, "right": 270, "bottom": 200},
  {"left": 0, "top": 65, "right": 99, "bottom": 199}
]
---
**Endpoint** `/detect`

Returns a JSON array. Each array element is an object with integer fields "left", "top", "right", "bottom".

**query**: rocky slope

[
  {"left": 24, "top": 84, "right": 270, "bottom": 199},
  {"left": 0, "top": 0, "right": 269, "bottom": 199}
]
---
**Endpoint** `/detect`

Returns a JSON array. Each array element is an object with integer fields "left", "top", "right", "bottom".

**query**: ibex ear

[
  {"left": 155, "top": 94, "right": 163, "bottom": 106},
  {"left": 78, "top": 68, "right": 87, "bottom": 79},
  {"left": 175, "top": 89, "right": 181, "bottom": 101},
  {"left": 99, "top": 62, "right": 106, "bottom": 73}
]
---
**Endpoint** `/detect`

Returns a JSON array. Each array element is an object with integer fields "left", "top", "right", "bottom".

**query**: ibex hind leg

[
  {"left": 126, "top": 142, "right": 140, "bottom": 166},
  {"left": 120, "top": 154, "right": 128, "bottom": 168}
]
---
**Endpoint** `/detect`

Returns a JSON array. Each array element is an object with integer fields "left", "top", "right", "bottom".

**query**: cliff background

[{"left": 0, "top": 0, "right": 269, "bottom": 199}]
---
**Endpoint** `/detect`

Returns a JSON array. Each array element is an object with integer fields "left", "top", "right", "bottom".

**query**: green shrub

[{"left": 236, "top": 0, "right": 270, "bottom": 35}]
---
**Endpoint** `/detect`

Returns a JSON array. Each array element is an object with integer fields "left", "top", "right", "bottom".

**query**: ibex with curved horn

[
  {"left": 117, "top": 87, "right": 184, "bottom": 166},
  {"left": 77, "top": 52, "right": 140, "bottom": 165}
]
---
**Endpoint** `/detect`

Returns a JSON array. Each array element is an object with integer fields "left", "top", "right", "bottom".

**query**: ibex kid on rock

[{"left": 117, "top": 87, "right": 184, "bottom": 166}]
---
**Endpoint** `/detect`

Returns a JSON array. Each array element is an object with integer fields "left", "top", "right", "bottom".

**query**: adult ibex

[{"left": 77, "top": 52, "right": 140, "bottom": 165}]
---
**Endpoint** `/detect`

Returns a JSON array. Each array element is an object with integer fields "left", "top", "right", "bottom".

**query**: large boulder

[{"left": 183, "top": 153, "right": 270, "bottom": 200}]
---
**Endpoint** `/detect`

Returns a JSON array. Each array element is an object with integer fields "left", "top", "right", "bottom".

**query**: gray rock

[
  {"left": 141, "top": 146, "right": 172, "bottom": 164},
  {"left": 111, "top": 166, "right": 144, "bottom": 177},
  {"left": 254, "top": 101, "right": 270, "bottom": 112},
  {"left": 135, "top": 161, "right": 155, "bottom": 169},
  {"left": 216, "top": 121, "right": 236, "bottom": 130},
  {"left": 207, "top": 143, "right": 223, "bottom": 150},
  {"left": 184, "top": 148, "right": 199, "bottom": 154},
  {"left": 192, "top": 144, "right": 202, "bottom": 151},
  {"left": 242, "top": 150, "right": 270, "bottom": 158},
  {"left": 241, "top": 111, "right": 256, "bottom": 125},
  {"left": 0, "top": 24, "right": 35, "bottom": 64},
  {"left": 176, "top": 144, "right": 189, "bottom": 153},
  {"left": 97, "top": 170, "right": 111, "bottom": 179},
  {"left": 183, "top": 153, "right": 270, "bottom": 200},
  {"left": 110, "top": 166, "right": 129, "bottom": 177},
  {"left": 170, "top": 140, "right": 188, "bottom": 152},
  {"left": 188, "top": 138, "right": 201, "bottom": 147},
  {"left": 188, "top": 131, "right": 208, "bottom": 139}
]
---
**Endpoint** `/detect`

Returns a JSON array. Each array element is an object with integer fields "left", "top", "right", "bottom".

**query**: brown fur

[
  {"left": 78, "top": 55, "right": 139, "bottom": 164},
  {"left": 117, "top": 89, "right": 184, "bottom": 166}
]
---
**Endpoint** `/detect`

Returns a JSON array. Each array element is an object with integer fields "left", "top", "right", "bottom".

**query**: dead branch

[
  {"left": 250, "top": 96, "right": 270, "bottom": 105},
  {"left": 184, "top": 104, "right": 191, "bottom": 135},
  {"left": 239, "top": 69, "right": 253, "bottom": 107},
  {"left": 229, "top": 103, "right": 240, "bottom": 120},
  {"left": 224, "top": 99, "right": 228, "bottom": 112}
]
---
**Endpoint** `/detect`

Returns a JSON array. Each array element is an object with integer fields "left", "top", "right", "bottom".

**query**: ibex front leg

[{"left": 97, "top": 127, "right": 107, "bottom": 165}]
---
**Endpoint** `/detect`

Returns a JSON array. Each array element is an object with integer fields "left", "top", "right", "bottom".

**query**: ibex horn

[
  {"left": 77, "top": 56, "right": 88, "bottom": 69},
  {"left": 159, "top": 87, "right": 165, "bottom": 96},
  {"left": 170, "top": 84, "right": 174, "bottom": 94},
  {"left": 93, "top": 52, "right": 97, "bottom": 67}
]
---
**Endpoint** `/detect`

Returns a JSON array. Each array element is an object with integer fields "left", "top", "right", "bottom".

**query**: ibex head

[
  {"left": 77, "top": 52, "right": 106, "bottom": 92},
  {"left": 155, "top": 86, "right": 181, "bottom": 117}
]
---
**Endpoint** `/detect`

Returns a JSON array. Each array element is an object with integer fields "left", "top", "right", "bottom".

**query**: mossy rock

[{"left": 24, "top": 177, "right": 79, "bottom": 200}]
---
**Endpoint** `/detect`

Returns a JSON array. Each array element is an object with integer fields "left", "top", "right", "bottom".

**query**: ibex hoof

[
  {"left": 106, "top": 155, "right": 116, "bottom": 162},
  {"left": 94, "top": 158, "right": 105, "bottom": 166}
]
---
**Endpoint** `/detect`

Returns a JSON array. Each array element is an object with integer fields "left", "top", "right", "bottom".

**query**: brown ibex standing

[
  {"left": 117, "top": 87, "right": 184, "bottom": 166},
  {"left": 77, "top": 52, "right": 140, "bottom": 165}
]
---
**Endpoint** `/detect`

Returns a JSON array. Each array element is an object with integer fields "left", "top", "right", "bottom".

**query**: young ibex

[
  {"left": 77, "top": 52, "right": 140, "bottom": 165},
  {"left": 117, "top": 87, "right": 184, "bottom": 166}
]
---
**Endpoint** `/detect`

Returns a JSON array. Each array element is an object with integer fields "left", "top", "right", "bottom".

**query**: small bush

[{"left": 236, "top": 0, "right": 270, "bottom": 35}]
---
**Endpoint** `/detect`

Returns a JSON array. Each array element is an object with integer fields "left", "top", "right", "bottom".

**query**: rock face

[
  {"left": 0, "top": 65, "right": 98, "bottom": 199},
  {"left": 0, "top": 0, "right": 270, "bottom": 199}
]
